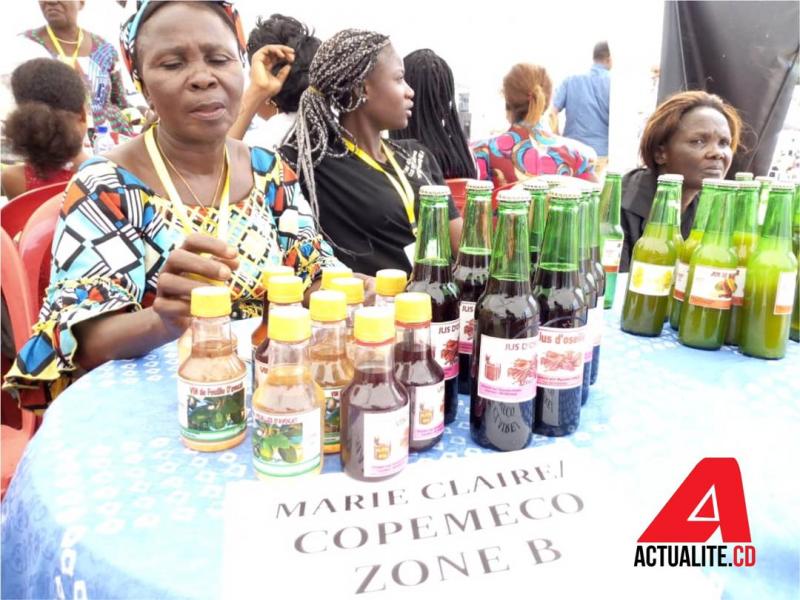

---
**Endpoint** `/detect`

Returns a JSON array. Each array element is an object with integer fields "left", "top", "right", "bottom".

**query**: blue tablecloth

[{"left": 2, "top": 299, "right": 799, "bottom": 599}]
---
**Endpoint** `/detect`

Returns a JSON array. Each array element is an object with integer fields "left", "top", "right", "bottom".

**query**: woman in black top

[
  {"left": 620, "top": 91, "right": 742, "bottom": 272},
  {"left": 282, "top": 29, "right": 463, "bottom": 276}
]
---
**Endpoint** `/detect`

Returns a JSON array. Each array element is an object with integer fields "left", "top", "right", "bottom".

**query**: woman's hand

[
  {"left": 153, "top": 234, "right": 239, "bottom": 335},
  {"left": 249, "top": 44, "right": 295, "bottom": 100}
]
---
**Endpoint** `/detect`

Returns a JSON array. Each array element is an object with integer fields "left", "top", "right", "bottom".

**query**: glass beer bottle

[
  {"left": 599, "top": 171, "right": 625, "bottom": 308},
  {"left": 588, "top": 185, "right": 606, "bottom": 384},
  {"left": 621, "top": 175, "right": 681, "bottom": 336},
  {"left": 309, "top": 290, "right": 354, "bottom": 455},
  {"left": 791, "top": 183, "right": 800, "bottom": 343},
  {"left": 340, "top": 307, "right": 410, "bottom": 481},
  {"left": 740, "top": 182, "right": 798, "bottom": 358},
  {"left": 755, "top": 175, "right": 773, "bottom": 228},
  {"left": 253, "top": 275, "right": 303, "bottom": 387},
  {"left": 734, "top": 172, "right": 754, "bottom": 181},
  {"left": 670, "top": 181, "right": 716, "bottom": 330},
  {"left": 576, "top": 190, "right": 597, "bottom": 405},
  {"left": 252, "top": 306, "right": 324, "bottom": 479},
  {"left": 470, "top": 189, "right": 539, "bottom": 451},
  {"left": 533, "top": 189, "right": 587, "bottom": 436},
  {"left": 407, "top": 185, "right": 460, "bottom": 423},
  {"left": 725, "top": 181, "right": 760, "bottom": 345},
  {"left": 453, "top": 179, "right": 493, "bottom": 395},
  {"left": 679, "top": 181, "right": 737, "bottom": 350},
  {"left": 250, "top": 264, "right": 293, "bottom": 389},
  {"left": 394, "top": 292, "right": 445, "bottom": 451},
  {"left": 375, "top": 269, "right": 408, "bottom": 306},
  {"left": 523, "top": 179, "right": 550, "bottom": 272},
  {"left": 178, "top": 287, "right": 246, "bottom": 451}
]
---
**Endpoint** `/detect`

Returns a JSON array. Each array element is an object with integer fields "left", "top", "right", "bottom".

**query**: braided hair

[
  {"left": 287, "top": 28, "right": 390, "bottom": 227},
  {"left": 390, "top": 49, "right": 476, "bottom": 179}
]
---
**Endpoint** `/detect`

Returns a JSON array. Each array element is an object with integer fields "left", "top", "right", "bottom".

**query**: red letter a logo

[{"left": 638, "top": 458, "right": 751, "bottom": 543}]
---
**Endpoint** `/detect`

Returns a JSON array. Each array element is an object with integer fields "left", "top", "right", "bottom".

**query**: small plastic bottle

[
  {"left": 252, "top": 306, "right": 325, "bottom": 479},
  {"left": 250, "top": 265, "right": 294, "bottom": 389},
  {"left": 252, "top": 275, "right": 303, "bottom": 386},
  {"left": 320, "top": 267, "right": 353, "bottom": 290},
  {"left": 178, "top": 287, "right": 247, "bottom": 451},
  {"left": 92, "top": 123, "right": 115, "bottom": 154},
  {"left": 329, "top": 277, "right": 365, "bottom": 360},
  {"left": 375, "top": 269, "right": 408, "bottom": 306}
]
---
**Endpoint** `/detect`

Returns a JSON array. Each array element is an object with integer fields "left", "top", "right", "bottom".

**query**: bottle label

[
  {"left": 672, "top": 261, "right": 690, "bottom": 301},
  {"left": 363, "top": 408, "right": 409, "bottom": 478},
  {"left": 731, "top": 267, "right": 747, "bottom": 307},
  {"left": 477, "top": 335, "right": 537, "bottom": 402},
  {"left": 774, "top": 270, "right": 797, "bottom": 315},
  {"left": 177, "top": 375, "right": 246, "bottom": 442},
  {"left": 537, "top": 326, "right": 587, "bottom": 390},
  {"left": 254, "top": 357, "right": 269, "bottom": 387},
  {"left": 323, "top": 387, "right": 344, "bottom": 449},
  {"left": 431, "top": 319, "right": 460, "bottom": 380},
  {"left": 458, "top": 301, "right": 476, "bottom": 354},
  {"left": 688, "top": 265, "right": 737, "bottom": 309},
  {"left": 252, "top": 407, "right": 322, "bottom": 477},
  {"left": 601, "top": 238, "right": 624, "bottom": 272},
  {"left": 629, "top": 260, "right": 674, "bottom": 297},
  {"left": 410, "top": 381, "right": 445, "bottom": 441},
  {"left": 589, "top": 305, "right": 603, "bottom": 347}
]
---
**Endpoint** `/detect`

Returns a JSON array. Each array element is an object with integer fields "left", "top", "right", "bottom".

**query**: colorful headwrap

[{"left": 120, "top": 0, "right": 247, "bottom": 93}]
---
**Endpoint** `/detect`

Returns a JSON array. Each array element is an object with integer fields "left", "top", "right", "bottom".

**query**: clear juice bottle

[
  {"left": 599, "top": 171, "right": 625, "bottom": 309},
  {"left": 725, "top": 181, "right": 760, "bottom": 345},
  {"left": 375, "top": 269, "right": 408, "bottom": 306},
  {"left": 329, "top": 276, "right": 365, "bottom": 361},
  {"left": 320, "top": 266, "right": 353, "bottom": 290},
  {"left": 470, "top": 189, "right": 539, "bottom": 451},
  {"left": 453, "top": 179, "right": 493, "bottom": 395},
  {"left": 394, "top": 292, "right": 445, "bottom": 451},
  {"left": 178, "top": 287, "right": 247, "bottom": 451},
  {"left": 251, "top": 306, "right": 324, "bottom": 478},
  {"left": 340, "top": 307, "right": 409, "bottom": 481},
  {"left": 253, "top": 275, "right": 303, "bottom": 387},
  {"left": 621, "top": 175, "right": 681, "bottom": 336},
  {"left": 309, "top": 290, "right": 354, "bottom": 455},
  {"left": 740, "top": 182, "right": 798, "bottom": 358},
  {"left": 679, "top": 181, "right": 738, "bottom": 350},
  {"left": 250, "top": 265, "right": 293, "bottom": 389}
]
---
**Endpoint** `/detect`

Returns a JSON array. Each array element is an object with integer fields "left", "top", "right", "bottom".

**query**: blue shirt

[{"left": 553, "top": 63, "right": 610, "bottom": 156}]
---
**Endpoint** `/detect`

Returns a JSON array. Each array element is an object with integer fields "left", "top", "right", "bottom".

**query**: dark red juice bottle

[
  {"left": 588, "top": 186, "right": 606, "bottom": 384},
  {"left": 407, "top": 185, "right": 460, "bottom": 424},
  {"left": 577, "top": 190, "right": 597, "bottom": 405},
  {"left": 470, "top": 189, "right": 540, "bottom": 451},
  {"left": 453, "top": 180, "right": 493, "bottom": 396},
  {"left": 533, "top": 188, "right": 588, "bottom": 437},
  {"left": 340, "top": 307, "right": 409, "bottom": 481}
]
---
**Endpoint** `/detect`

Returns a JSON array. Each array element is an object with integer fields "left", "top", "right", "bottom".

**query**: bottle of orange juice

[
  {"left": 250, "top": 264, "right": 294, "bottom": 387},
  {"left": 253, "top": 275, "right": 304, "bottom": 387},
  {"left": 178, "top": 287, "right": 247, "bottom": 451}
]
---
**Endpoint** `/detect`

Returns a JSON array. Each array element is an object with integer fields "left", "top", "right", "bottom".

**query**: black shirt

[
  {"left": 282, "top": 139, "right": 458, "bottom": 276},
  {"left": 620, "top": 167, "right": 698, "bottom": 272}
]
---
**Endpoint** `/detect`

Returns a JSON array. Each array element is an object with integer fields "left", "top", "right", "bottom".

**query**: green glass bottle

[
  {"left": 791, "top": 183, "right": 800, "bottom": 343},
  {"left": 588, "top": 185, "right": 606, "bottom": 385},
  {"left": 621, "top": 175, "right": 681, "bottom": 336},
  {"left": 576, "top": 189, "right": 596, "bottom": 405},
  {"left": 665, "top": 176, "right": 684, "bottom": 323},
  {"left": 740, "top": 182, "right": 798, "bottom": 359},
  {"left": 669, "top": 181, "right": 716, "bottom": 330},
  {"left": 725, "top": 181, "right": 760, "bottom": 345},
  {"left": 734, "top": 172, "right": 754, "bottom": 181},
  {"left": 599, "top": 171, "right": 624, "bottom": 309},
  {"left": 679, "top": 181, "right": 737, "bottom": 350},
  {"left": 755, "top": 175, "right": 773, "bottom": 228},
  {"left": 523, "top": 179, "right": 549, "bottom": 274}
]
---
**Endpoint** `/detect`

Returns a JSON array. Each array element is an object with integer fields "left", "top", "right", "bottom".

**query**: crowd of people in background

[{"left": 0, "top": 0, "right": 765, "bottom": 402}]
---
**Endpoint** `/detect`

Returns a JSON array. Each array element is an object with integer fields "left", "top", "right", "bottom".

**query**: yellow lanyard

[
  {"left": 343, "top": 138, "right": 417, "bottom": 235},
  {"left": 144, "top": 127, "right": 231, "bottom": 240},
  {"left": 46, "top": 25, "right": 83, "bottom": 68}
]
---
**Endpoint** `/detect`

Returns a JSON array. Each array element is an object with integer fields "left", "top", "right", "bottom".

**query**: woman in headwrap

[{"left": 4, "top": 0, "right": 343, "bottom": 402}]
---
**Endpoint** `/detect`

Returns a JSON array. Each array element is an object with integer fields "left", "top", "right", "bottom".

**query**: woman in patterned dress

[
  {"left": 22, "top": 0, "right": 132, "bottom": 136},
  {"left": 4, "top": 0, "right": 344, "bottom": 402}
]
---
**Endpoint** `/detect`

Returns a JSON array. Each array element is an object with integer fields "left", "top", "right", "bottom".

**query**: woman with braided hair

[
  {"left": 390, "top": 49, "right": 476, "bottom": 180},
  {"left": 282, "top": 29, "right": 463, "bottom": 276}
]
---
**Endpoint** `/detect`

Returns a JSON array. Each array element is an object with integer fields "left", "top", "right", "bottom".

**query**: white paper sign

[{"left": 222, "top": 445, "right": 718, "bottom": 599}]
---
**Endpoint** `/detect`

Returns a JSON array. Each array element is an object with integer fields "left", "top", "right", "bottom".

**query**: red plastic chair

[
  {"left": 445, "top": 178, "right": 469, "bottom": 217},
  {"left": 0, "top": 181, "right": 67, "bottom": 239},
  {"left": 18, "top": 194, "right": 62, "bottom": 311},
  {"left": 1, "top": 229, "right": 40, "bottom": 498}
]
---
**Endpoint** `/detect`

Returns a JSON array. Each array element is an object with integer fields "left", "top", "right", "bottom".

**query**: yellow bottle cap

[
  {"left": 329, "top": 277, "right": 365, "bottom": 304},
  {"left": 268, "top": 275, "right": 304, "bottom": 304},
  {"left": 190, "top": 286, "right": 231, "bottom": 318},
  {"left": 354, "top": 307, "right": 395, "bottom": 344},
  {"left": 309, "top": 290, "right": 347, "bottom": 322},
  {"left": 375, "top": 269, "right": 408, "bottom": 297},
  {"left": 260, "top": 264, "right": 294, "bottom": 290},
  {"left": 394, "top": 292, "right": 432, "bottom": 324},
  {"left": 320, "top": 267, "right": 354, "bottom": 290},
  {"left": 268, "top": 306, "right": 312, "bottom": 343}
]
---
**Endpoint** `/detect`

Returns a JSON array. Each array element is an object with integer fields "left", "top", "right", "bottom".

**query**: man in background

[{"left": 553, "top": 41, "right": 612, "bottom": 173}]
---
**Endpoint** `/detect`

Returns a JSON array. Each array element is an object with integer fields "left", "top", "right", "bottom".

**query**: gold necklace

[
  {"left": 154, "top": 134, "right": 227, "bottom": 209},
  {"left": 49, "top": 28, "right": 82, "bottom": 44}
]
